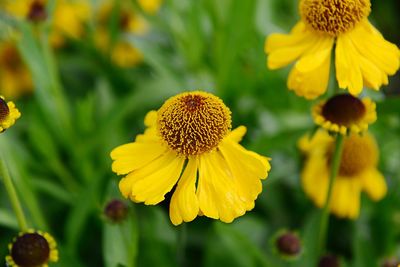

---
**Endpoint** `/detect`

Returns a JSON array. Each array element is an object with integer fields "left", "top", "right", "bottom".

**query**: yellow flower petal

[
  {"left": 197, "top": 152, "right": 247, "bottom": 223},
  {"left": 330, "top": 178, "right": 361, "bottom": 219},
  {"left": 110, "top": 142, "right": 165, "bottom": 175},
  {"left": 288, "top": 36, "right": 334, "bottom": 99},
  {"left": 127, "top": 151, "right": 185, "bottom": 205},
  {"left": 169, "top": 157, "right": 199, "bottom": 225},
  {"left": 224, "top": 126, "right": 246, "bottom": 143},
  {"left": 361, "top": 168, "right": 387, "bottom": 201}
]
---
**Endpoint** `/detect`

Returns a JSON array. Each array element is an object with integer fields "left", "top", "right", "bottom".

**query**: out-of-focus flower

[
  {"left": 111, "top": 91, "right": 271, "bottom": 225},
  {"left": 4, "top": 0, "right": 90, "bottom": 47},
  {"left": 5, "top": 230, "right": 58, "bottom": 267},
  {"left": 138, "top": 0, "right": 163, "bottom": 14},
  {"left": 264, "top": 0, "right": 400, "bottom": 99},
  {"left": 94, "top": 0, "right": 148, "bottom": 68},
  {"left": 299, "top": 130, "right": 387, "bottom": 219},
  {"left": 0, "top": 96, "right": 21, "bottom": 132},
  {"left": 104, "top": 199, "right": 129, "bottom": 223},
  {"left": 275, "top": 231, "right": 301, "bottom": 258},
  {"left": 0, "top": 41, "right": 33, "bottom": 99},
  {"left": 318, "top": 254, "right": 340, "bottom": 267},
  {"left": 313, "top": 94, "right": 376, "bottom": 135}
]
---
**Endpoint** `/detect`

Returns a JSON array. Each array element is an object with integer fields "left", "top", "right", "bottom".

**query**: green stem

[
  {"left": 0, "top": 154, "right": 28, "bottom": 231},
  {"left": 318, "top": 134, "right": 344, "bottom": 256}
]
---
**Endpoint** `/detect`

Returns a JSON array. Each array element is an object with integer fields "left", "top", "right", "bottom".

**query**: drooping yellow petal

[
  {"left": 330, "top": 178, "right": 362, "bottom": 219},
  {"left": 336, "top": 34, "right": 364, "bottom": 95},
  {"left": 169, "top": 157, "right": 199, "bottom": 225},
  {"left": 288, "top": 36, "right": 334, "bottom": 99},
  {"left": 197, "top": 152, "right": 247, "bottom": 223},
  {"left": 219, "top": 141, "right": 269, "bottom": 199},
  {"left": 127, "top": 151, "right": 185, "bottom": 205},
  {"left": 265, "top": 23, "right": 319, "bottom": 70},
  {"left": 301, "top": 154, "right": 329, "bottom": 207},
  {"left": 361, "top": 168, "right": 387, "bottom": 201},
  {"left": 110, "top": 142, "right": 165, "bottom": 175}
]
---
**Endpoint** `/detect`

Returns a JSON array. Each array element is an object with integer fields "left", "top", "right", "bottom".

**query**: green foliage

[{"left": 0, "top": 0, "right": 399, "bottom": 266}]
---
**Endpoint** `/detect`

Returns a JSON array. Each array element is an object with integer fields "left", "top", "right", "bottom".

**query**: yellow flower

[
  {"left": 111, "top": 91, "right": 271, "bottom": 225},
  {"left": 138, "top": 0, "right": 163, "bottom": 14},
  {"left": 299, "top": 130, "right": 387, "bottom": 219},
  {"left": 265, "top": 0, "right": 400, "bottom": 99},
  {"left": 4, "top": 0, "right": 90, "bottom": 47},
  {"left": 94, "top": 0, "right": 148, "bottom": 68},
  {"left": 312, "top": 94, "right": 376, "bottom": 135},
  {"left": 5, "top": 229, "right": 58, "bottom": 267},
  {"left": 0, "top": 41, "right": 33, "bottom": 99},
  {"left": 0, "top": 96, "right": 21, "bottom": 132}
]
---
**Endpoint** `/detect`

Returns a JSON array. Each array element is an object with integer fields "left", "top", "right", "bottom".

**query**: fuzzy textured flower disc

[
  {"left": 313, "top": 94, "right": 376, "bottom": 135},
  {"left": 299, "top": 131, "right": 386, "bottom": 219},
  {"left": 111, "top": 91, "right": 271, "bottom": 225},
  {"left": 265, "top": 0, "right": 400, "bottom": 99}
]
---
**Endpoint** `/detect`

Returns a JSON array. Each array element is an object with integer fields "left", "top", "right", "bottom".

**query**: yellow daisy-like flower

[
  {"left": 312, "top": 94, "right": 376, "bottom": 135},
  {"left": 5, "top": 229, "right": 58, "bottom": 267},
  {"left": 265, "top": 0, "right": 400, "bottom": 99},
  {"left": 0, "top": 41, "right": 33, "bottom": 99},
  {"left": 138, "top": 0, "right": 163, "bottom": 14},
  {"left": 94, "top": 0, "right": 148, "bottom": 68},
  {"left": 299, "top": 130, "right": 387, "bottom": 219},
  {"left": 111, "top": 91, "right": 271, "bottom": 225},
  {"left": 0, "top": 96, "right": 21, "bottom": 132},
  {"left": 4, "top": 0, "right": 90, "bottom": 47}
]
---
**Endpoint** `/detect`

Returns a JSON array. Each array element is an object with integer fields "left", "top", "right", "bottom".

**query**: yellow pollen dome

[
  {"left": 338, "top": 134, "right": 378, "bottom": 176},
  {"left": 300, "top": 0, "right": 371, "bottom": 36},
  {"left": 157, "top": 91, "right": 232, "bottom": 156}
]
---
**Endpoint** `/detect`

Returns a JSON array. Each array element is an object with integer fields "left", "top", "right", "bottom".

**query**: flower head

[
  {"left": 318, "top": 254, "right": 340, "bottom": 267},
  {"left": 299, "top": 130, "right": 386, "bottom": 218},
  {"left": 138, "top": 0, "right": 163, "bottom": 14},
  {"left": 275, "top": 231, "right": 302, "bottom": 258},
  {"left": 0, "top": 96, "right": 21, "bottom": 133},
  {"left": 6, "top": 230, "right": 58, "bottom": 267},
  {"left": 111, "top": 91, "right": 271, "bottom": 225},
  {"left": 0, "top": 41, "right": 33, "bottom": 99},
  {"left": 4, "top": 0, "right": 90, "bottom": 47},
  {"left": 104, "top": 199, "right": 129, "bottom": 223},
  {"left": 94, "top": 0, "right": 147, "bottom": 68},
  {"left": 313, "top": 94, "right": 376, "bottom": 135},
  {"left": 265, "top": 0, "right": 400, "bottom": 99}
]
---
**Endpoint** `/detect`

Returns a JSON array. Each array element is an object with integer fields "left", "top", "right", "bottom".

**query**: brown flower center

[
  {"left": 27, "top": 1, "right": 47, "bottom": 23},
  {"left": 0, "top": 98, "right": 9, "bottom": 123},
  {"left": 322, "top": 94, "right": 366, "bottom": 127},
  {"left": 11, "top": 233, "right": 50, "bottom": 266},
  {"left": 157, "top": 92, "right": 232, "bottom": 156},
  {"left": 0, "top": 44, "right": 22, "bottom": 71},
  {"left": 328, "top": 134, "right": 377, "bottom": 176},
  {"left": 300, "top": 0, "right": 371, "bottom": 36}
]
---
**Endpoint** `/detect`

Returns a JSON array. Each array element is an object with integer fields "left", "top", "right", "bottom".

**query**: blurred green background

[{"left": 0, "top": 0, "right": 400, "bottom": 266}]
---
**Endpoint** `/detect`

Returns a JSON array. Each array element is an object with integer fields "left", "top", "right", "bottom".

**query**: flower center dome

[
  {"left": 322, "top": 94, "right": 366, "bottom": 126},
  {"left": 157, "top": 91, "right": 232, "bottom": 156},
  {"left": 300, "top": 0, "right": 371, "bottom": 36}
]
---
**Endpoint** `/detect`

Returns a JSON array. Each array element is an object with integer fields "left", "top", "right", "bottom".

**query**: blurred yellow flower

[
  {"left": 265, "top": 0, "right": 400, "bottom": 99},
  {"left": 0, "top": 96, "right": 21, "bottom": 132},
  {"left": 312, "top": 94, "right": 376, "bottom": 135},
  {"left": 6, "top": 229, "right": 58, "bottom": 267},
  {"left": 4, "top": 0, "right": 90, "bottom": 47},
  {"left": 0, "top": 41, "right": 33, "bottom": 99},
  {"left": 94, "top": 0, "right": 148, "bottom": 68},
  {"left": 111, "top": 91, "right": 271, "bottom": 225},
  {"left": 138, "top": 0, "right": 163, "bottom": 14},
  {"left": 299, "top": 131, "right": 387, "bottom": 219}
]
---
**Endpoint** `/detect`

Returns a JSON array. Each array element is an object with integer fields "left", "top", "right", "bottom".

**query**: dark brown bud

[
  {"left": 104, "top": 199, "right": 129, "bottom": 223},
  {"left": 318, "top": 254, "right": 340, "bottom": 267},
  {"left": 276, "top": 232, "right": 301, "bottom": 256}
]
